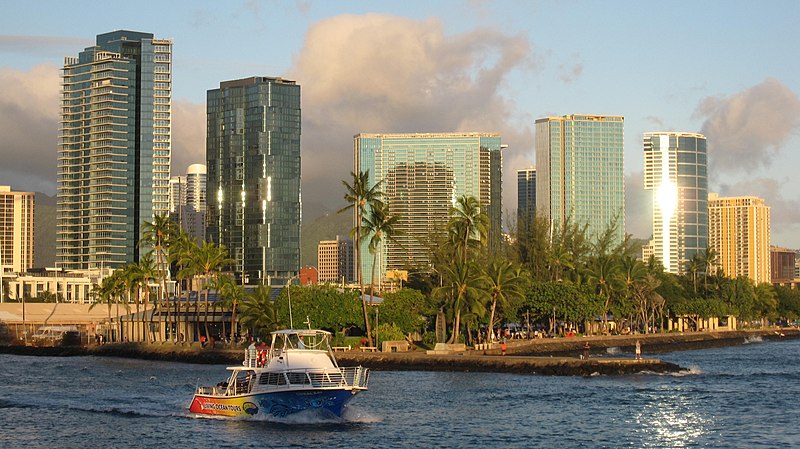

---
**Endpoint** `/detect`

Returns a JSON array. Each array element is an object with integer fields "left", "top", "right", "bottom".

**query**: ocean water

[{"left": 1, "top": 337, "right": 798, "bottom": 448}]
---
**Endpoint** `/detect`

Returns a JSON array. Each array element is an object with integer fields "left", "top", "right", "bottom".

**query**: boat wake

[{"left": 190, "top": 406, "right": 381, "bottom": 425}]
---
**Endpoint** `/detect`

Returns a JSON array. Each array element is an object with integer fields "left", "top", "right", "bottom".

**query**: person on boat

[{"left": 298, "top": 335, "right": 305, "bottom": 349}]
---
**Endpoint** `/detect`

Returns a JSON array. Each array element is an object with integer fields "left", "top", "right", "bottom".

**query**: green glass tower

[
  {"left": 207, "top": 77, "right": 301, "bottom": 286},
  {"left": 354, "top": 133, "right": 503, "bottom": 285},
  {"left": 535, "top": 114, "right": 625, "bottom": 244},
  {"left": 58, "top": 30, "right": 172, "bottom": 270}
]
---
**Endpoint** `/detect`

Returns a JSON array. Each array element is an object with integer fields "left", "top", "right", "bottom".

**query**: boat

[{"left": 189, "top": 329, "right": 369, "bottom": 418}]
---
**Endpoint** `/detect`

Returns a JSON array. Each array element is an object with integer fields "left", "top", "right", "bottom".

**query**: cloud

[
  {"left": 624, "top": 170, "right": 651, "bottom": 240},
  {"left": 715, "top": 177, "right": 800, "bottom": 245},
  {"left": 171, "top": 100, "right": 206, "bottom": 174},
  {"left": 558, "top": 54, "right": 583, "bottom": 84},
  {"left": 694, "top": 78, "right": 800, "bottom": 174},
  {"left": 288, "top": 13, "right": 534, "bottom": 219},
  {"left": 0, "top": 64, "right": 60, "bottom": 194}
]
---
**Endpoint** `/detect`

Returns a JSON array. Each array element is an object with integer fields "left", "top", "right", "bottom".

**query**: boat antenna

[{"left": 304, "top": 316, "right": 311, "bottom": 329}]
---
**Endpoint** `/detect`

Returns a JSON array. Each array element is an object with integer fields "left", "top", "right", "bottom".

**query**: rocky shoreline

[{"left": 1, "top": 328, "right": 796, "bottom": 376}]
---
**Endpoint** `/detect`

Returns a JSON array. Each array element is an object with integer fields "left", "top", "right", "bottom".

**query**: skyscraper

[
  {"left": 643, "top": 132, "right": 707, "bottom": 274},
  {"left": 708, "top": 194, "right": 771, "bottom": 284},
  {"left": 169, "top": 164, "right": 207, "bottom": 241},
  {"left": 535, "top": 114, "right": 625, "bottom": 244},
  {"left": 207, "top": 77, "right": 301, "bottom": 286},
  {"left": 354, "top": 132, "right": 503, "bottom": 284},
  {"left": 517, "top": 167, "right": 536, "bottom": 235},
  {"left": 58, "top": 30, "right": 172, "bottom": 270},
  {"left": 0, "top": 186, "right": 34, "bottom": 273}
]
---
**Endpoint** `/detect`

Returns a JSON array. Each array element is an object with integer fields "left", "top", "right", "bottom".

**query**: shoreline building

[
  {"left": 169, "top": 164, "right": 207, "bottom": 241},
  {"left": 643, "top": 132, "right": 708, "bottom": 274},
  {"left": 206, "top": 77, "right": 301, "bottom": 286},
  {"left": 354, "top": 132, "right": 503, "bottom": 285},
  {"left": 58, "top": 30, "right": 172, "bottom": 270},
  {"left": 771, "top": 247, "right": 796, "bottom": 284},
  {"left": 535, "top": 114, "right": 625, "bottom": 244},
  {"left": 708, "top": 194, "right": 771, "bottom": 284},
  {"left": 0, "top": 186, "right": 34, "bottom": 274},
  {"left": 317, "top": 236, "right": 353, "bottom": 284},
  {"left": 517, "top": 167, "right": 537, "bottom": 237}
]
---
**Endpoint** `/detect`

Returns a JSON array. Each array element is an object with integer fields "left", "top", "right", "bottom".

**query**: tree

[
  {"left": 446, "top": 195, "right": 489, "bottom": 265},
  {"left": 140, "top": 212, "right": 177, "bottom": 341},
  {"left": 214, "top": 274, "right": 246, "bottom": 342},
  {"left": 170, "top": 230, "right": 196, "bottom": 341},
  {"left": 274, "top": 284, "right": 362, "bottom": 334},
  {"left": 433, "top": 260, "right": 483, "bottom": 344},
  {"left": 380, "top": 288, "right": 437, "bottom": 335},
  {"left": 239, "top": 285, "right": 282, "bottom": 342},
  {"left": 477, "top": 259, "right": 527, "bottom": 341},
  {"left": 178, "top": 241, "right": 234, "bottom": 339},
  {"left": 587, "top": 253, "right": 621, "bottom": 333},
  {"left": 362, "top": 200, "right": 401, "bottom": 304},
  {"left": 338, "top": 170, "right": 383, "bottom": 346}
]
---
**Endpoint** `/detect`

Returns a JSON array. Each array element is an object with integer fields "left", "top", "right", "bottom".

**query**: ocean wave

[
  {"left": 744, "top": 336, "right": 764, "bottom": 344},
  {"left": 642, "top": 366, "right": 703, "bottom": 377},
  {"left": 606, "top": 347, "right": 622, "bottom": 355}
]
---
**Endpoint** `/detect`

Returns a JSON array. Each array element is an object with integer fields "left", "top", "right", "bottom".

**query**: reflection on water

[{"left": 635, "top": 386, "right": 710, "bottom": 447}]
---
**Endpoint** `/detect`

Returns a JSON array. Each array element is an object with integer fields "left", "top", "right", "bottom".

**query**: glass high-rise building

[
  {"left": 207, "top": 77, "right": 301, "bottom": 286},
  {"left": 643, "top": 132, "right": 708, "bottom": 274},
  {"left": 58, "top": 30, "right": 172, "bottom": 270},
  {"left": 517, "top": 167, "right": 536, "bottom": 236},
  {"left": 169, "top": 164, "right": 207, "bottom": 241},
  {"left": 354, "top": 133, "right": 503, "bottom": 285},
  {"left": 535, "top": 114, "right": 625, "bottom": 244}
]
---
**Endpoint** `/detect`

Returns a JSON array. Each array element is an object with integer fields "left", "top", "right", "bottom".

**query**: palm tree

[
  {"left": 447, "top": 195, "right": 489, "bottom": 265},
  {"left": 362, "top": 201, "right": 401, "bottom": 306},
  {"left": 138, "top": 252, "right": 159, "bottom": 342},
  {"left": 478, "top": 259, "right": 527, "bottom": 342},
  {"left": 119, "top": 263, "right": 144, "bottom": 342},
  {"left": 697, "top": 247, "right": 718, "bottom": 293},
  {"left": 434, "top": 260, "right": 482, "bottom": 344},
  {"left": 214, "top": 274, "right": 246, "bottom": 343},
  {"left": 587, "top": 253, "right": 621, "bottom": 333},
  {"left": 338, "top": 170, "right": 383, "bottom": 345},
  {"left": 140, "top": 212, "right": 177, "bottom": 341},
  {"left": 170, "top": 230, "right": 196, "bottom": 342},
  {"left": 239, "top": 284, "right": 282, "bottom": 342},
  {"left": 178, "top": 241, "right": 234, "bottom": 340}
]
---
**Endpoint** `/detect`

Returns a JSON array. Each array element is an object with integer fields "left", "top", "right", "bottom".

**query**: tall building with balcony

[
  {"left": 206, "top": 77, "right": 301, "bottom": 286},
  {"left": 517, "top": 167, "right": 536, "bottom": 237},
  {"left": 535, "top": 114, "right": 625, "bottom": 245},
  {"left": 58, "top": 30, "right": 172, "bottom": 270},
  {"left": 169, "top": 164, "right": 207, "bottom": 241},
  {"left": 317, "top": 236, "right": 354, "bottom": 284},
  {"left": 708, "top": 194, "right": 771, "bottom": 284},
  {"left": 643, "top": 132, "right": 708, "bottom": 274},
  {"left": 355, "top": 132, "right": 503, "bottom": 285},
  {"left": 0, "top": 186, "right": 34, "bottom": 273}
]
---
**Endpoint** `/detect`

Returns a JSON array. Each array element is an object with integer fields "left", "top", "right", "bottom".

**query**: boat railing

[{"left": 257, "top": 366, "right": 370, "bottom": 390}]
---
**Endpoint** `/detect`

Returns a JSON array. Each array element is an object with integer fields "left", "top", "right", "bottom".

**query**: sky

[{"left": 1, "top": 0, "right": 799, "bottom": 247}]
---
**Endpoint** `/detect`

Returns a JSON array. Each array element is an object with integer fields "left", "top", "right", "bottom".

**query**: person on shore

[
  {"left": 501, "top": 339, "right": 507, "bottom": 355},
  {"left": 200, "top": 335, "right": 207, "bottom": 348},
  {"left": 583, "top": 341, "right": 590, "bottom": 360},
  {"left": 635, "top": 340, "right": 642, "bottom": 360}
]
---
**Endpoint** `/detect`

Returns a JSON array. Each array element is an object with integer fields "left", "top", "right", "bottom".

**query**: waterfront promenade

[{"left": 2, "top": 328, "right": 796, "bottom": 376}]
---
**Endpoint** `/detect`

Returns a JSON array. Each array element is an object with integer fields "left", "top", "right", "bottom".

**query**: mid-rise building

[
  {"left": 355, "top": 132, "right": 503, "bottom": 285},
  {"left": 535, "top": 114, "right": 625, "bottom": 244},
  {"left": 206, "top": 77, "right": 301, "bottom": 286},
  {"left": 317, "top": 236, "right": 353, "bottom": 284},
  {"left": 643, "top": 132, "right": 708, "bottom": 274},
  {"left": 169, "top": 164, "right": 207, "bottom": 241},
  {"left": 771, "top": 247, "right": 796, "bottom": 283},
  {"left": 708, "top": 194, "right": 771, "bottom": 284},
  {"left": 0, "top": 186, "right": 34, "bottom": 273},
  {"left": 58, "top": 30, "right": 172, "bottom": 270},
  {"left": 517, "top": 167, "right": 536, "bottom": 236}
]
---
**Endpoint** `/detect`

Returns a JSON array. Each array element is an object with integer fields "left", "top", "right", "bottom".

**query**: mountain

[{"left": 300, "top": 210, "right": 351, "bottom": 267}]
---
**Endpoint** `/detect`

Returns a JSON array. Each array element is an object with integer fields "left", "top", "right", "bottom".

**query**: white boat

[{"left": 189, "top": 329, "right": 369, "bottom": 418}]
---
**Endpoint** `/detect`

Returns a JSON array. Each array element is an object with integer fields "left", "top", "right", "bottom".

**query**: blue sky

[{"left": 1, "top": 0, "right": 799, "bottom": 246}]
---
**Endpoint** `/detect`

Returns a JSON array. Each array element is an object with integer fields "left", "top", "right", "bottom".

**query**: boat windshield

[{"left": 271, "top": 330, "right": 331, "bottom": 352}]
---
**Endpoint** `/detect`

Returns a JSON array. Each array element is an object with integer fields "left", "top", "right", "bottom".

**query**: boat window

[
  {"left": 286, "top": 372, "right": 310, "bottom": 385},
  {"left": 258, "top": 372, "right": 287, "bottom": 386}
]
